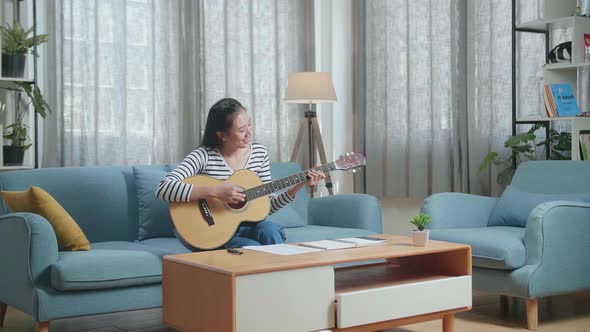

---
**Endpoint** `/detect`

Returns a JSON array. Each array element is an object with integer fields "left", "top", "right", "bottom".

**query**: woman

[{"left": 156, "top": 98, "right": 325, "bottom": 248}]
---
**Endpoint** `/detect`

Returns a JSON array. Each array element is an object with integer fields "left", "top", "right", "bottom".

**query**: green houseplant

[
  {"left": 1, "top": 82, "right": 50, "bottom": 165},
  {"left": 0, "top": 22, "right": 48, "bottom": 77},
  {"left": 478, "top": 123, "right": 571, "bottom": 185},
  {"left": 410, "top": 212, "right": 432, "bottom": 246}
]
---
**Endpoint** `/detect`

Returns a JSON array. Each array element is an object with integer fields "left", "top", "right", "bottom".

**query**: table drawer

[{"left": 336, "top": 275, "right": 471, "bottom": 328}]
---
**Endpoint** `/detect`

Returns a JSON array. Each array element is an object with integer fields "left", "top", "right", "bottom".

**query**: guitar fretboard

[{"left": 244, "top": 162, "right": 337, "bottom": 200}]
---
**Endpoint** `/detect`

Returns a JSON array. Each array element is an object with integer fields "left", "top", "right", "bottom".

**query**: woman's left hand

[
  {"left": 305, "top": 170, "right": 326, "bottom": 186},
  {"left": 286, "top": 169, "right": 326, "bottom": 199}
]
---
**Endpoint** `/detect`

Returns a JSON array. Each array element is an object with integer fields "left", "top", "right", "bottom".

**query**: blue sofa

[
  {"left": 0, "top": 162, "right": 381, "bottom": 331},
  {"left": 422, "top": 161, "right": 590, "bottom": 331}
]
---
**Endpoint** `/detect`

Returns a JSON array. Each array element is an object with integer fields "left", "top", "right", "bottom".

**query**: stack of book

[{"left": 543, "top": 83, "right": 580, "bottom": 118}]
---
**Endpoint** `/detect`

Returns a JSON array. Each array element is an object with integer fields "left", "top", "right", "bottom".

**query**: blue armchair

[{"left": 422, "top": 161, "right": 590, "bottom": 331}]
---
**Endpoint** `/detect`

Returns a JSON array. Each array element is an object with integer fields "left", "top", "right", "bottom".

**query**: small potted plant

[
  {"left": 410, "top": 212, "right": 432, "bottom": 246},
  {"left": 1, "top": 82, "right": 50, "bottom": 165},
  {"left": 0, "top": 22, "right": 48, "bottom": 77}
]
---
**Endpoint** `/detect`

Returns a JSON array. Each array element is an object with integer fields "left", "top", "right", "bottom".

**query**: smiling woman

[{"left": 155, "top": 97, "right": 325, "bottom": 250}]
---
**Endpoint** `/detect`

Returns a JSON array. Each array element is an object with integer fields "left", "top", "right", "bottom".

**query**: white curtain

[
  {"left": 363, "top": 0, "right": 520, "bottom": 198},
  {"left": 43, "top": 0, "right": 311, "bottom": 167}
]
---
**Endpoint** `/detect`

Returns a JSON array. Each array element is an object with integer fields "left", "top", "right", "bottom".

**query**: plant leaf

[{"left": 478, "top": 151, "right": 498, "bottom": 174}]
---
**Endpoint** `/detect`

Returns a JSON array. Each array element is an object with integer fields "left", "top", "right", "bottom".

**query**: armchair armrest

[
  {"left": 523, "top": 201, "right": 590, "bottom": 297},
  {"left": 308, "top": 194, "right": 382, "bottom": 233},
  {"left": 0, "top": 213, "right": 59, "bottom": 315},
  {"left": 422, "top": 193, "right": 498, "bottom": 229}
]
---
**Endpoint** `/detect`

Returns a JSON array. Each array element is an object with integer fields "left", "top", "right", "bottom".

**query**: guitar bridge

[{"left": 198, "top": 199, "right": 215, "bottom": 226}]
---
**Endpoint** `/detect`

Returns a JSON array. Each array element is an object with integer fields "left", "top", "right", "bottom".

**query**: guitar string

[{"left": 243, "top": 162, "right": 337, "bottom": 201}]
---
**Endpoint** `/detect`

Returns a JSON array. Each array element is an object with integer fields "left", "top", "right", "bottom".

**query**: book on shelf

[
  {"left": 543, "top": 83, "right": 580, "bottom": 117},
  {"left": 298, "top": 236, "right": 386, "bottom": 250},
  {"left": 543, "top": 84, "right": 557, "bottom": 118},
  {"left": 580, "top": 132, "right": 590, "bottom": 161}
]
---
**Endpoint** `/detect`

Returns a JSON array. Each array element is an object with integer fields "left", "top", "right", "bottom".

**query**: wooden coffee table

[{"left": 162, "top": 234, "right": 472, "bottom": 332}]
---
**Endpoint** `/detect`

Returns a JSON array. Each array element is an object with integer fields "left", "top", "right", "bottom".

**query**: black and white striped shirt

[{"left": 155, "top": 143, "right": 294, "bottom": 214}]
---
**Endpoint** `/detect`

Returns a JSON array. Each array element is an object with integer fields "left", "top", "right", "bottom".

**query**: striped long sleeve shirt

[{"left": 155, "top": 143, "right": 294, "bottom": 214}]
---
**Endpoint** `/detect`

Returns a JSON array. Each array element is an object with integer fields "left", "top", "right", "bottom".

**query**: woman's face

[{"left": 219, "top": 109, "right": 252, "bottom": 149}]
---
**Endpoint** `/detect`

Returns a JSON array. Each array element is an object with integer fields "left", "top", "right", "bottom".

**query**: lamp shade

[{"left": 284, "top": 72, "right": 337, "bottom": 104}]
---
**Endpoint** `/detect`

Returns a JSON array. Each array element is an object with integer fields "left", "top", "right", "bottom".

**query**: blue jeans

[{"left": 224, "top": 220, "right": 286, "bottom": 248}]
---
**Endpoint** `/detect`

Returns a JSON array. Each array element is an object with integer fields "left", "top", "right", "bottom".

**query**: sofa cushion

[
  {"left": 488, "top": 185, "right": 590, "bottom": 227},
  {"left": 50, "top": 242, "right": 169, "bottom": 291},
  {"left": 266, "top": 162, "right": 309, "bottom": 228},
  {"left": 283, "top": 225, "right": 376, "bottom": 243},
  {"left": 429, "top": 226, "right": 526, "bottom": 270},
  {"left": 0, "top": 186, "right": 90, "bottom": 251},
  {"left": 133, "top": 167, "right": 175, "bottom": 240},
  {"left": 140, "top": 237, "right": 192, "bottom": 254}
]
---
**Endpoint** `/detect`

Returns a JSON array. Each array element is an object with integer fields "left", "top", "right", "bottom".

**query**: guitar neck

[{"left": 244, "top": 162, "right": 337, "bottom": 200}]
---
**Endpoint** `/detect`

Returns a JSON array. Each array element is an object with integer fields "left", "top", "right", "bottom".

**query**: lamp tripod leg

[
  {"left": 311, "top": 117, "right": 334, "bottom": 196},
  {"left": 290, "top": 120, "right": 307, "bottom": 162}
]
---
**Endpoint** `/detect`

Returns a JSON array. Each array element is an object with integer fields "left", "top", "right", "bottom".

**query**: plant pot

[
  {"left": 3, "top": 146, "right": 25, "bottom": 166},
  {"left": 411, "top": 229, "right": 430, "bottom": 246},
  {"left": 2, "top": 54, "right": 26, "bottom": 77}
]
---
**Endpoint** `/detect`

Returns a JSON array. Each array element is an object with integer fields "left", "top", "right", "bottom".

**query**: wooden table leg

[
  {"left": 442, "top": 314, "right": 454, "bottom": 332},
  {"left": 0, "top": 302, "right": 6, "bottom": 327},
  {"left": 35, "top": 321, "right": 49, "bottom": 332}
]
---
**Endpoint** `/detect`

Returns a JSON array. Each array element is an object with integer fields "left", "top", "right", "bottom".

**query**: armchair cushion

[
  {"left": 487, "top": 185, "right": 590, "bottom": 227},
  {"left": 50, "top": 242, "right": 168, "bottom": 291},
  {"left": 429, "top": 226, "right": 526, "bottom": 270}
]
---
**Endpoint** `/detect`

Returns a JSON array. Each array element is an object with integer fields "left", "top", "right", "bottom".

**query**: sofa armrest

[
  {"left": 0, "top": 213, "right": 59, "bottom": 315},
  {"left": 308, "top": 194, "right": 382, "bottom": 233},
  {"left": 523, "top": 201, "right": 590, "bottom": 297},
  {"left": 422, "top": 193, "right": 497, "bottom": 229}
]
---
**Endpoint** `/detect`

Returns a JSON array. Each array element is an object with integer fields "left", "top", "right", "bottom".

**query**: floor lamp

[{"left": 284, "top": 72, "right": 337, "bottom": 197}]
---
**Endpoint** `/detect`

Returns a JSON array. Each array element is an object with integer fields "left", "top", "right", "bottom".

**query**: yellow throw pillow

[{"left": 0, "top": 186, "right": 90, "bottom": 251}]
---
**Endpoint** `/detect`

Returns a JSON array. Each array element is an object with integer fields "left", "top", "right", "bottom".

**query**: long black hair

[{"left": 200, "top": 98, "right": 246, "bottom": 149}]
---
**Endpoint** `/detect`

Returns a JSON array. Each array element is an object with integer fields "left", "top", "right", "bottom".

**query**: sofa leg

[
  {"left": 526, "top": 298, "right": 538, "bottom": 331},
  {"left": 500, "top": 295, "right": 509, "bottom": 316},
  {"left": 0, "top": 302, "right": 6, "bottom": 327},
  {"left": 36, "top": 321, "right": 49, "bottom": 332}
]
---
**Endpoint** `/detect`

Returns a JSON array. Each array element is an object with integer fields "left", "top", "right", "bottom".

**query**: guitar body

[{"left": 169, "top": 169, "right": 271, "bottom": 250}]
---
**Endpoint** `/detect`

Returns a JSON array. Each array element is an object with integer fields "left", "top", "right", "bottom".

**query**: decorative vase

[
  {"left": 411, "top": 229, "right": 430, "bottom": 246},
  {"left": 2, "top": 54, "right": 26, "bottom": 77},
  {"left": 3, "top": 146, "right": 25, "bottom": 166}
]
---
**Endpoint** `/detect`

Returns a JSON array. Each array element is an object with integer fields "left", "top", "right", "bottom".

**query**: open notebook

[{"left": 298, "top": 236, "right": 386, "bottom": 250}]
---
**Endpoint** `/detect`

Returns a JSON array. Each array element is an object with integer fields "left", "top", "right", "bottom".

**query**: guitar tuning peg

[
  {"left": 346, "top": 152, "right": 351, "bottom": 156},
  {"left": 351, "top": 169, "right": 357, "bottom": 173}
]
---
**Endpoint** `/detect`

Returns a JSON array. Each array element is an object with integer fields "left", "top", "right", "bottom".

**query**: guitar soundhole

[{"left": 228, "top": 201, "right": 247, "bottom": 210}]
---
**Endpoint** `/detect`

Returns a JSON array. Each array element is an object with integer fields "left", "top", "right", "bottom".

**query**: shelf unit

[
  {"left": 0, "top": 0, "right": 39, "bottom": 170},
  {"left": 512, "top": 0, "right": 590, "bottom": 161}
]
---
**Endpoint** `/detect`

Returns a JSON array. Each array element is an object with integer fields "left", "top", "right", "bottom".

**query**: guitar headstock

[{"left": 334, "top": 152, "right": 366, "bottom": 172}]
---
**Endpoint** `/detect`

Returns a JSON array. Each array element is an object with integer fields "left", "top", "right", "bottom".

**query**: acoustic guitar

[{"left": 169, "top": 152, "right": 366, "bottom": 250}]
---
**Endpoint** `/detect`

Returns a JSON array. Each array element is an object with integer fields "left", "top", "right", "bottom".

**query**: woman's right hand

[{"left": 211, "top": 183, "right": 246, "bottom": 204}]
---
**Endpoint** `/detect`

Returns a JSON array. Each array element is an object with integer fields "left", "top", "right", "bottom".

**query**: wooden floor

[{"left": 1, "top": 291, "right": 590, "bottom": 332}]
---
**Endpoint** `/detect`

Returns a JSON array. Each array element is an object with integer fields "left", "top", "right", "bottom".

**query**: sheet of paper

[
  {"left": 338, "top": 237, "right": 386, "bottom": 246},
  {"left": 242, "top": 244, "right": 323, "bottom": 255},
  {"left": 298, "top": 240, "right": 356, "bottom": 250}
]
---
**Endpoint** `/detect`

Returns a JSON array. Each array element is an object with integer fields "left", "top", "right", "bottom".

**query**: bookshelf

[
  {"left": 0, "top": 0, "right": 39, "bottom": 171},
  {"left": 512, "top": 0, "right": 590, "bottom": 161}
]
